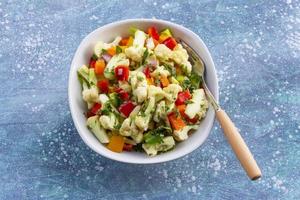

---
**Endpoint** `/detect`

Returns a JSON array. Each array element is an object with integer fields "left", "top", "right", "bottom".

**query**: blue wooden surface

[{"left": 0, "top": 0, "right": 299, "bottom": 199}]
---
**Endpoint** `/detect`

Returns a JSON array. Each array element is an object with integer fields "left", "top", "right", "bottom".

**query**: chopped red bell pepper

[
  {"left": 86, "top": 111, "right": 95, "bottom": 118},
  {"left": 163, "top": 37, "right": 177, "bottom": 50},
  {"left": 123, "top": 143, "right": 133, "bottom": 151},
  {"left": 115, "top": 88, "right": 129, "bottom": 101},
  {"left": 148, "top": 26, "right": 160, "bottom": 41},
  {"left": 186, "top": 115, "right": 199, "bottom": 124},
  {"left": 97, "top": 79, "right": 109, "bottom": 93},
  {"left": 89, "top": 59, "right": 96, "bottom": 68},
  {"left": 90, "top": 103, "right": 101, "bottom": 115},
  {"left": 143, "top": 67, "right": 151, "bottom": 78},
  {"left": 118, "top": 101, "right": 136, "bottom": 117},
  {"left": 114, "top": 65, "right": 129, "bottom": 81},
  {"left": 175, "top": 90, "right": 192, "bottom": 105}
]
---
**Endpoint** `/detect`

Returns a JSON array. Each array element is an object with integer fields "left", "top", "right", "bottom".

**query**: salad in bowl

[{"left": 76, "top": 26, "right": 208, "bottom": 156}]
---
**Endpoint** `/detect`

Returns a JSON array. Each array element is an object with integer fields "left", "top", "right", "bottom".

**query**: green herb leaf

[
  {"left": 109, "top": 93, "right": 122, "bottom": 108},
  {"left": 163, "top": 64, "right": 176, "bottom": 76},
  {"left": 133, "top": 143, "right": 143, "bottom": 152},
  {"left": 91, "top": 54, "right": 98, "bottom": 60},
  {"left": 116, "top": 46, "right": 122, "bottom": 54},
  {"left": 142, "top": 48, "right": 149, "bottom": 65},
  {"left": 143, "top": 126, "right": 172, "bottom": 145},
  {"left": 144, "top": 132, "right": 163, "bottom": 144},
  {"left": 101, "top": 49, "right": 107, "bottom": 54}
]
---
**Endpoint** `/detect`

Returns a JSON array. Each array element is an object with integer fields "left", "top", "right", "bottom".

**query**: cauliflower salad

[{"left": 77, "top": 26, "right": 208, "bottom": 156}]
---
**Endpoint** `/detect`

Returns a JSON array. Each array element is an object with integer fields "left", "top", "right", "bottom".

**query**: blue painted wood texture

[{"left": 0, "top": 0, "right": 299, "bottom": 199}]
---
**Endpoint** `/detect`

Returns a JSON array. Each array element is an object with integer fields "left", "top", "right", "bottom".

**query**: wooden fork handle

[{"left": 216, "top": 109, "right": 262, "bottom": 180}]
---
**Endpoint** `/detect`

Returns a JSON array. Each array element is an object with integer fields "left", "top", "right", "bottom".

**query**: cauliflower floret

[
  {"left": 125, "top": 30, "right": 147, "bottom": 62},
  {"left": 154, "top": 44, "right": 173, "bottom": 61},
  {"left": 82, "top": 85, "right": 99, "bottom": 103},
  {"left": 163, "top": 84, "right": 182, "bottom": 102},
  {"left": 173, "top": 125, "right": 198, "bottom": 141},
  {"left": 134, "top": 97, "right": 155, "bottom": 130},
  {"left": 135, "top": 87, "right": 147, "bottom": 103},
  {"left": 171, "top": 44, "right": 192, "bottom": 74},
  {"left": 130, "top": 71, "right": 148, "bottom": 103},
  {"left": 146, "top": 37, "right": 155, "bottom": 50},
  {"left": 150, "top": 65, "right": 170, "bottom": 78},
  {"left": 99, "top": 113, "right": 116, "bottom": 131},
  {"left": 119, "top": 118, "right": 132, "bottom": 136},
  {"left": 153, "top": 100, "right": 166, "bottom": 122},
  {"left": 94, "top": 36, "right": 122, "bottom": 57},
  {"left": 104, "top": 53, "right": 129, "bottom": 80},
  {"left": 125, "top": 47, "right": 145, "bottom": 62},
  {"left": 185, "top": 89, "right": 208, "bottom": 119},
  {"left": 87, "top": 116, "right": 109, "bottom": 143},
  {"left": 98, "top": 94, "right": 109, "bottom": 104},
  {"left": 118, "top": 81, "right": 131, "bottom": 92},
  {"left": 119, "top": 106, "right": 143, "bottom": 143},
  {"left": 142, "top": 136, "right": 175, "bottom": 156},
  {"left": 147, "top": 85, "right": 165, "bottom": 102}
]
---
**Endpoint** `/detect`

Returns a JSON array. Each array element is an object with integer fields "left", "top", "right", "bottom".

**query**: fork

[{"left": 180, "top": 40, "right": 262, "bottom": 180}]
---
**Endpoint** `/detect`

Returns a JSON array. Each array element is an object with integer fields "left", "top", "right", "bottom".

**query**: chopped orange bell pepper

[
  {"left": 107, "top": 46, "right": 116, "bottom": 56},
  {"left": 94, "top": 59, "right": 106, "bottom": 75},
  {"left": 147, "top": 77, "right": 154, "bottom": 85},
  {"left": 177, "top": 104, "right": 186, "bottom": 116},
  {"left": 120, "top": 38, "right": 129, "bottom": 46},
  {"left": 160, "top": 76, "right": 169, "bottom": 87},
  {"left": 107, "top": 135, "right": 125, "bottom": 153},
  {"left": 168, "top": 112, "right": 186, "bottom": 130}
]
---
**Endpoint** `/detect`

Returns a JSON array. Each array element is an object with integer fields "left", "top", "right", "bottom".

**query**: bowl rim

[{"left": 68, "top": 18, "right": 219, "bottom": 164}]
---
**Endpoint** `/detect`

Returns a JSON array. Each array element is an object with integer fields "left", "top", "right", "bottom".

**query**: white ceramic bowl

[{"left": 69, "top": 19, "right": 219, "bottom": 164}]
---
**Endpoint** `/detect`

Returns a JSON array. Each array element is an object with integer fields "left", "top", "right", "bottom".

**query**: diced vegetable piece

[
  {"left": 115, "top": 88, "right": 129, "bottom": 100},
  {"left": 153, "top": 38, "right": 159, "bottom": 46},
  {"left": 148, "top": 26, "right": 160, "bottom": 41},
  {"left": 107, "top": 46, "right": 116, "bottom": 56},
  {"left": 163, "top": 37, "right": 177, "bottom": 50},
  {"left": 123, "top": 143, "right": 133, "bottom": 151},
  {"left": 176, "top": 75, "right": 185, "bottom": 83},
  {"left": 109, "top": 92, "right": 122, "bottom": 108},
  {"left": 176, "top": 65, "right": 183, "bottom": 75},
  {"left": 176, "top": 104, "right": 198, "bottom": 124},
  {"left": 99, "top": 94, "right": 109, "bottom": 104},
  {"left": 94, "top": 59, "right": 106, "bottom": 75},
  {"left": 120, "top": 38, "right": 129, "bottom": 46},
  {"left": 114, "top": 65, "right": 129, "bottom": 81},
  {"left": 177, "top": 104, "right": 186, "bottom": 116},
  {"left": 90, "top": 103, "right": 101, "bottom": 115},
  {"left": 168, "top": 112, "right": 186, "bottom": 130},
  {"left": 175, "top": 90, "right": 191, "bottom": 105},
  {"left": 127, "top": 36, "right": 133, "bottom": 46},
  {"left": 160, "top": 76, "right": 169, "bottom": 87},
  {"left": 89, "top": 59, "right": 96, "bottom": 68},
  {"left": 186, "top": 115, "right": 199, "bottom": 124},
  {"left": 173, "top": 125, "right": 198, "bottom": 141},
  {"left": 118, "top": 101, "right": 136, "bottom": 117},
  {"left": 159, "top": 28, "right": 172, "bottom": 43},
  {"left": 147, "top": 77, "right": 154, "bottom": 85},
  {"left": 185, "top": 89, "right": 206, "bottom": 119},
  {"left": 104, "top": 53, "right": 129, "bottom": 80},
  {"left": 116, "top": 46, "right": 122, "bottom": 54},
  {"left": 87, "top": 116, "right": 109, "bottom": 143},
  {"left": 97, "top": 79, "right": 109, "bottom": 93},
  {"left": 143, "top": 67, "right": 151, "bottom": 78},
  {"left": 107, "top": 135, "right": 125, "bottom": 153}
]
